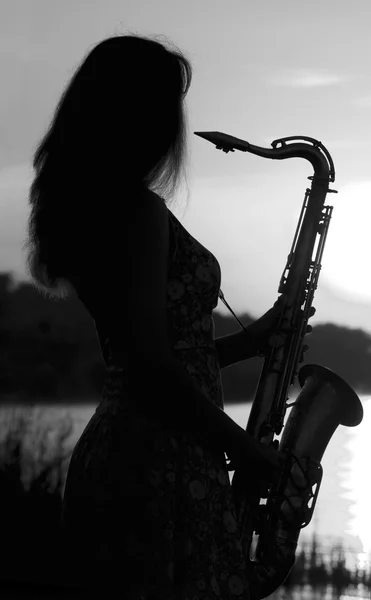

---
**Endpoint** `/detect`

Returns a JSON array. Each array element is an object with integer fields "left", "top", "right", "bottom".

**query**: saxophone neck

[{"left": 194, "top": 131, "right": 335, "bottom": 182}]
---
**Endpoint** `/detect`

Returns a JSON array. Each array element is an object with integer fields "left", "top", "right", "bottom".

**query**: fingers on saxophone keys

[
  {"left": 270, "top": 332, "right": 285, "bottom": 348},
  {"left": 300, "top": 344, "right": 309, "bottom": 361},
  {"left": 306, "top": 306, "right": 316, "bottom": 333}
]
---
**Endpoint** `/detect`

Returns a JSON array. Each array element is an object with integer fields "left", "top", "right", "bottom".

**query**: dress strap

[{"left": 218, "top": 289, "right": 250, "bottom": 335}]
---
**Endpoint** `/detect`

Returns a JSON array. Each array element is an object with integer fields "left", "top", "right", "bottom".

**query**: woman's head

[{"left": 23, "top": 33, "right": 192, "bottom": 300}]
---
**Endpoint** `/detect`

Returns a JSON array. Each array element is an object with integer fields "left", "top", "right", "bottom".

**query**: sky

[{"left": 1, "top": 0, "right": 371, "bottom": 333}]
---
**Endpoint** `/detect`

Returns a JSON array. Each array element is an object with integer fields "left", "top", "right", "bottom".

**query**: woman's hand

[
  {"left": 225, "top": 426, "right": 287, "bottom": 496},
  {"left": 248, "top": 295, "right": 315, "bottom": 357}
]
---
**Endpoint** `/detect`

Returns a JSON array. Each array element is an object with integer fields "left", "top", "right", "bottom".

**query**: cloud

[
  {"left": 353, "top": 96, "right": 371, "bottom": 108},
  {"left": 266, "top": 69, "right": 349, "bottom": 89}
]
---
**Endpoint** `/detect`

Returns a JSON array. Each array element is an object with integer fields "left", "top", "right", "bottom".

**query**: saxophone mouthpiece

[{"left": 194, "top": 131, "right": 249, "bottom": 153}]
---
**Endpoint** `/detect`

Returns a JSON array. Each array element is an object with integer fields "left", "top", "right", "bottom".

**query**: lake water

[{"left": 0, "top": 395, "right": 370, "bottom": 576}]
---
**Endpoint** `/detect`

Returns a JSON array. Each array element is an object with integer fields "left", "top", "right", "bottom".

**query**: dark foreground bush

[{"left": 0, "top": 406, "right": 85, "bottom": 596}]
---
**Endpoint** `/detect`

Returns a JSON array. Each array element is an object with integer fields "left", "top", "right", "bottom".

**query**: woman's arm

[
  {"left": 214, "top": 328, "right": 257, "bottom": 370},
  {"left": 214, "top": 294, "right": 316, "bottom": 369},
  {"left": 214, "top": 297, "right": 292, "bottom": 370}
]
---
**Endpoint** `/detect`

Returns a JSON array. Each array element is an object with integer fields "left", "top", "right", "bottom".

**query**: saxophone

[{"left": 195, "top": 131, "right": 364, "bottom": 599}]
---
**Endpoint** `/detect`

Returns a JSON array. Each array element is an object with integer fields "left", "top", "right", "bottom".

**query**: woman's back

[{"left": 61, "top": 192, "right": 251, "bottom": 598}]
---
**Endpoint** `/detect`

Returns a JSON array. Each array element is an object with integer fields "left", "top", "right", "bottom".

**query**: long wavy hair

[{"left": 23, "top": 32, "right": 192, "bottom": 301}]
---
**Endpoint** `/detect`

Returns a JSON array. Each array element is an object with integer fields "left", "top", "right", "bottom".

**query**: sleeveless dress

[{"left": 61, "top": 207, "right": 250, "bottom": 599}]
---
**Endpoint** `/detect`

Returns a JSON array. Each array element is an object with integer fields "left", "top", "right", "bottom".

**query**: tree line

[{"left": 0, "top": 272, "right": 370, "bottom": 405}]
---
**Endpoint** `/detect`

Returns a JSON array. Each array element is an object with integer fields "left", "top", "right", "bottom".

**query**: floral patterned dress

[{"left": 61, "top": 207, "right": 250, "bottom": 599}]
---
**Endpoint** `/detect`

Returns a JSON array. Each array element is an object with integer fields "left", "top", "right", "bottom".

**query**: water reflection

[
  {"left": 269, "top": 583, "right": 370, "bottom": 599},
  {"left": 343, "top": 398, "right": 371, "bottom": 556}
]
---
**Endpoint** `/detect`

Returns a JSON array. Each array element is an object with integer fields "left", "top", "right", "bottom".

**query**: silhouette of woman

[{"left": 23, "top": 33, "right": 285, "bottom": 598}]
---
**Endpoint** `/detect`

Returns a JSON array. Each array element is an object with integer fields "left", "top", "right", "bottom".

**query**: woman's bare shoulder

[{"left": 131, "top": 188, "right": 167, "bottom": 214}]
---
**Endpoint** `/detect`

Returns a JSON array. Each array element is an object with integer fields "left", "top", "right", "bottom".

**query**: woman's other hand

[{"left": 226, "top": 427, "right": 287, "bottom": 496}]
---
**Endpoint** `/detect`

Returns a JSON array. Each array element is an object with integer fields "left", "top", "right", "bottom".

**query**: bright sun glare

[{"left": 321, "top": 181, "right": 371, "bottom": 303}]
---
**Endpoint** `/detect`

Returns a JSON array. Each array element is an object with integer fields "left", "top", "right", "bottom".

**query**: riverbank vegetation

[{"left": 0, "top": 405, "right": 369, "bottom": 597}]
